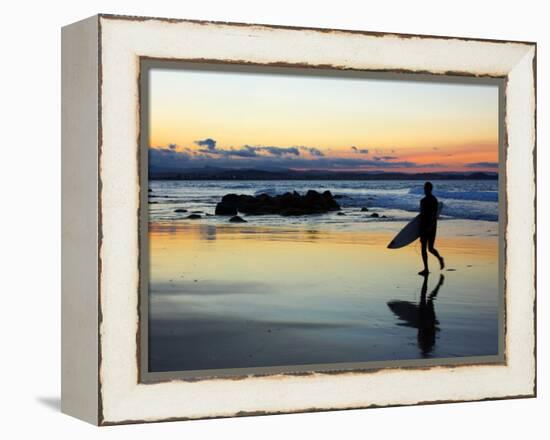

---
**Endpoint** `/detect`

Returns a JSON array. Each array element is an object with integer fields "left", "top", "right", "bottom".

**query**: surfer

[{"left": 418, "top": 182, "right": 445, "bottom": 275}]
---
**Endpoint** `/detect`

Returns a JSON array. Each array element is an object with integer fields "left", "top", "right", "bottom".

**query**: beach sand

[{"left": 148, "top": 220, "right": 500, "bottom": 373}]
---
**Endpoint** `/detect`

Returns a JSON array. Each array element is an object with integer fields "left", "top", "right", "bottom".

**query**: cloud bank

[
  {"left": 150, "top": 142, "right": 449, "bottom": 173},
  {"left": 351, "top": 146, "right": 370, "bottom": 154},
  {"left": 465, "top": 162, "right": 499, "bottom": 169},
  {"left": 194, "top": 138, "right": 217, "bottom": 150}
]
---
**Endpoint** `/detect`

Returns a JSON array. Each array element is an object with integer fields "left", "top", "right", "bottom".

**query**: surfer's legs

[
  {"left": 427, "top": 231, "right": 445, "bottom": 270},
  {"left": 419, "top": 236, "right": 429, "bottom": 275}
]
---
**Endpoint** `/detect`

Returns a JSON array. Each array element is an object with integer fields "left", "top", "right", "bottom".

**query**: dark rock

[
  {"left": 148, "top": 189, "right": 152, "bottom": 193},
  {"left": 186, "top": 214, "right": 201, "bottom": 219},
  {"left": 191, "top": 210, "right": 203, "bottom": 214},
  {"left": 337, "top": 212, "right": 346, "bottom": 216},
  {"left": 360, "top": 207, "right": 369, "bottom": 212},
  {"left": 215, "top": 196, "right": 239, "bottom": 215},
  {"left": 229, "top": 215, "right": 247, "bottom": 223},
  {"left": 174, "top": 208, "right": 188, "bottom": 213},
  {"left": 370, "top": 213, "right": 380, "bottom": 218},
  {"left": 215, "top": 190, "right": 340, "bottom": 216}
]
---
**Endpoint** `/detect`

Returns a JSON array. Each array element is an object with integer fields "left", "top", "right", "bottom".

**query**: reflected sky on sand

[{"left": 148, "top": 223, "right": 499, "bottom": 372}]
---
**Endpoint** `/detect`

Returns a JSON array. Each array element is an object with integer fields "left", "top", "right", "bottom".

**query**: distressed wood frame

[{"left": 61, "top": 14, "right": 536, "bottom": 425}]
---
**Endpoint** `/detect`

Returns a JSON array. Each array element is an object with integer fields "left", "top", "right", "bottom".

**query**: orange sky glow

[{"left": 147, "top": 67, "right": 499, "bottom": 173}]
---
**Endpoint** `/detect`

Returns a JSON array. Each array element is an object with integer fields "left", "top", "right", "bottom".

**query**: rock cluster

[{"left": 215, "top": 190, "right": 341, "bottom": 216}]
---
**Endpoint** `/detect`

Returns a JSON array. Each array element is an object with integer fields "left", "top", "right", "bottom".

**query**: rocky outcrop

[
  {"left": 215, "top": 190, "right": 340, "bottom": 216},
  {"left": 229, "top": 215, "right": 247, "bottom": 223},
  {"left": 215, "top": 202, "right": 238, "bottom": 215}
]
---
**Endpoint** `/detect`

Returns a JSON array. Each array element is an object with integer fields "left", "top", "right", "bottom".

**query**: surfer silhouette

[{"left": 418, "top": 182, "right": 445, "bottom": 276}]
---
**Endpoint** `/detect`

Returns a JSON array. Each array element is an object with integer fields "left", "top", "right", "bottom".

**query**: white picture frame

[{"left": 61, "top": 14, "right": 536, "bottom": 425}]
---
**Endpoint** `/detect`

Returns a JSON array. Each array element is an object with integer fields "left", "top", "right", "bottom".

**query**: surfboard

[{"left": 387, "top": 202, "right": 443, "bottom": 249}]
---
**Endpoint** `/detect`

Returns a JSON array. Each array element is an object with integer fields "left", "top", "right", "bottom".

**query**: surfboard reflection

[{"left": 387, "top": 274, "right": 445, "bottom": 357}]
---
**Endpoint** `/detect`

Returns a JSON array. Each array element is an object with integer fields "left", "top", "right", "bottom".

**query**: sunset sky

[{"left": 147, "top": 67, "right": 499, "bottom": 173}]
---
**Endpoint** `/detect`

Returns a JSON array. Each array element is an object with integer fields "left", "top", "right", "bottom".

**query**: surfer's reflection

[{"left": 387, "top": 274, "right": 444, "bottom": 357}]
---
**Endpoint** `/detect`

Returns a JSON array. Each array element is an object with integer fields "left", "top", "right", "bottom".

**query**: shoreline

[
  {"left": 149, "top": 216, "right": 499, "bottom": 241},
  {"left": 148, "top": 179, "right": 500, "bottom": 223}
]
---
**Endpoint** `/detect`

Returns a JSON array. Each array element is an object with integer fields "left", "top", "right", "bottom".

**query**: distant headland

[{"left": 149, "top": 167, "right": 498, "bottom": 181}]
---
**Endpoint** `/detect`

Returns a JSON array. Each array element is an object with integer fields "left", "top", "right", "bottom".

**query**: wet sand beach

[{"left": 148, "top": 220, "right": 500, "bottom": 373}]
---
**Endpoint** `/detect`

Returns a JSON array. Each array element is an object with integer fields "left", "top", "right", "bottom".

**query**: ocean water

[{"left": 148, "top": 179, "right": 499, "bottom": 226}]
